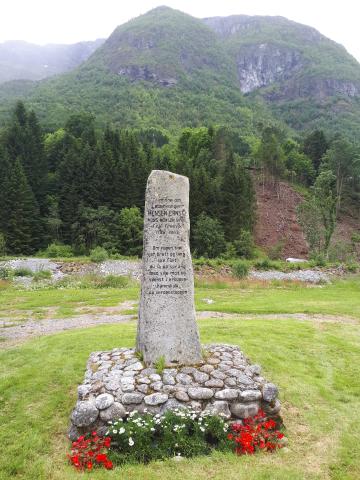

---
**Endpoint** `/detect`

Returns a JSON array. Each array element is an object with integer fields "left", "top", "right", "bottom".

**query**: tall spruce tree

[
  {"left": 4, "top": 101, "right": 47, "bottom": 213},
  {"left": 0, "top": 158, "right": 42, "bottom": 254},
  {"left": 221, "top": 153, "right": 255, "bottom": 242}
]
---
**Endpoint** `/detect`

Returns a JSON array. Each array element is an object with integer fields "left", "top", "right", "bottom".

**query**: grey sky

[{"left": 1, "top": 0, "right": 360, "bottom": 62}]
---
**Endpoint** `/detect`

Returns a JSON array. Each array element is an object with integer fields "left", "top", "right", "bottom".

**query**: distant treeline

[{"left": 0, "top": 101, "right": 358, "bottom": 257}]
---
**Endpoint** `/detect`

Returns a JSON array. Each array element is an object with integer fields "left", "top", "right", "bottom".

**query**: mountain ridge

[{"left": 0, "top": 6, "right": 360, "bottom": 138}]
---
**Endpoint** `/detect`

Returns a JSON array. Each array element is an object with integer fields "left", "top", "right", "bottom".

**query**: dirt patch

[
  {"left": 253, "top": 176, "right": 360, "bottom": 260},
  {"left": 254, "top": 178, "right": 309, "bottom": 259},
  {"left": 0, "top": 301, "right": 138, "bottom": 348},
  {"left": 1, "top": 309, "right": 358, "bottom": 349}
]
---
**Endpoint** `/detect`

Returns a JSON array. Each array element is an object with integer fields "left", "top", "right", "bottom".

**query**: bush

[
  {"left": 233, "top": 231, "right": 255, "bottom": 259},
  {"left": 107, "top": 408, "right": 229, "bottom": 464},
  {"left": 254, "top": 258, "right": 279, "bottom": 271},
  {"left": 33, "top": 270, "right": 52, "bottom": 282},
  {"left": 117, "top": 207, "right": 143, "bottom": 257},
  {"left": 193, "top": 213, "right": 226, "bottom": 258},
  {"left": 232, "top": 260, "right": 249, "bottom": 278},
  {"left": 351, "top": 232, "right": 360, "bottom": 244},
  {"left": 327, "top": 241, "right": 354, "bottom": 263},
  {"left": 309, "top": 254, "right": 327, "bottom": 267},
  {"left": 44, "top": 243, "right": 73, "bottom": 258},
  {"left": 13, "top": 267, "right": 33, "bottom": 277},
  {"left": 268, "top": 240, "right": 285, "bottom": 260},
  {"left": 345, "top": 263, "right": 358, "bottom": 273},
  {"left": 90, "top": 247, "right": 109, "bottom": 263},
  {"left": 0, "top": 267, "right": 12, "bottom": 280}
]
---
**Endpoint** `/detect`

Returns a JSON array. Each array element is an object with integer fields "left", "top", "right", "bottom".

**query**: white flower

[
  {"left": 200, "top": 427, "right": 205, "bottom": 432},
  {"left": 129, "top": 437, "right": 135, "bottom": 446},
  {"left": 113, "top": 429, "right": 118, "bottom": 434},
  {"left": 150, "top": 428, "right": 155, "bottom": 432},
  {"left": 119, "top": 427, "right": 125, "bottom": 434}
]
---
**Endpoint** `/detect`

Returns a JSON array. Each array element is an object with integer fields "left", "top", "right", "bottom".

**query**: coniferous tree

[
  {"left": 303, "top": 130, "right": 328, "bottom": 173},
  {"left": 0, "top": 158, "right": 42, "bottom": 254},
  {"left": 221, "top": 153, "right": 255, "bottom": 242},
  {"left": 4, "top": 102, "right": 47, "bottom": 211}
]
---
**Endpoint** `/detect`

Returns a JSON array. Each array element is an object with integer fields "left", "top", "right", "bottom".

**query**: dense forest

[{"left": 0, "top": 102, "right": 359, "bottom": 259}]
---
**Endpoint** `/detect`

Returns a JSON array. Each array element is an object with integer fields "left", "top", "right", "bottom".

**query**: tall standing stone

[{"left": 137, "top": 170, "right": 202, "bottom": 365}]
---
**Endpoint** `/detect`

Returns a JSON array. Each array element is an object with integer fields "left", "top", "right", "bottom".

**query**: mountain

[
  {"left": 203, "top": 15, "right": 360, "bottom": 139},
  {"left": 0, "top": 39, "right": 105, "bottom": 83},
  {"left": 0, "top": 7, "right": 276, "bottom": 132},
  {"left": 0, "top": 7, "right": 360, "bottom": 138}
]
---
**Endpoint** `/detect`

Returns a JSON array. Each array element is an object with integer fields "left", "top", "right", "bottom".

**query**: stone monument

[
  {"left": 137, "top": 170, "right": 202, "bottom": 365},
  {"left": 68, "top": 170, "right": 282, "bottom": 440}
]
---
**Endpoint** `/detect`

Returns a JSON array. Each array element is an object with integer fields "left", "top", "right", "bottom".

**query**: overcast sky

[{"left": 1, "top": 0, "right": 360, "bottom": 62}]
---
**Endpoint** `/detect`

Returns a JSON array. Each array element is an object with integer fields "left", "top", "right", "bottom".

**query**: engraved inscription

[{"left": 145, "top": 197, "right": 189, "bottom": 295}]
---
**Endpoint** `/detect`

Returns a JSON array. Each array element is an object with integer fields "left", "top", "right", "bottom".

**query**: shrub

[
  {"left": 117, "top": 207, "right": 143, "bottom": 256},
  {"left": 351, "top": 232, "right": 360, "bottom": 244},
  {"left": 90, "top": 247, "right": 109, "bottom": 263},
  {"left": 107, "top": 408, "right": 229, "bottom": 464},
  {"left": 95, "top": 275, "right": 129, "bottom": 288},
  {"left": 232, "top": 260, "right": 249, "bottom": 278},
  {"left": 268, "top": 240, "right": 285, "bottom": 260},
  {"left": 44, "top": 242, "right": 73, "bottom": 258},
  {"left": 345, "top": 263, "right": 358, "bottom": 273},
  {"left": 233, "top": 230, "right": 255, "bottom": 259},
  {"left": 309, "top": 254, "right": 327, "bottom": 267},
  {"left": 192, "top": 213, "right": 226, "bottom": 258},
  {"left": 254, "top": 258, "right": 279, "bottom": 271},
  {"left": 13, "top": 267, "right": 33, "bottom": 277},
  {"left": 33, "top": 270, "right": 52, "bottom": 282},
  {"left": 0, "top": 267, "right": 12, "bottom": 280}
]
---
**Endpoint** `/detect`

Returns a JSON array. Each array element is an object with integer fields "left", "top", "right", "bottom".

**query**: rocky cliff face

[
  {"left": 235, "top": 43, "right": 304, "bottom": 93},
  {"left": 203, "top": 14, "right": 360, "bottom": 102}
]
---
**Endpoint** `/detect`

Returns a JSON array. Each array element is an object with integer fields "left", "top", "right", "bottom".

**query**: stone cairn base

[{"left": 69, "top": 344, "right": 281, "bottom": 440}]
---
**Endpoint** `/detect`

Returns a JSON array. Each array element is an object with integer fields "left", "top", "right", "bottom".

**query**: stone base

[{"left": 69, "top": 344, "right": 281, "bottom": 440}]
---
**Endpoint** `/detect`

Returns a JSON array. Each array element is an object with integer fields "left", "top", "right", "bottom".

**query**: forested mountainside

[{"left": 1, "top": 6, "right": 360, "bottom": 138}]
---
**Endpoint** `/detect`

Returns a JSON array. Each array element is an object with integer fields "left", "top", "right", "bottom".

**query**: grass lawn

[
  {"left": 0, "top": 276, "right": 360, "bottom": 479},
  {"left": 1, "top": 276, "right": 360, "bottom": 320}
]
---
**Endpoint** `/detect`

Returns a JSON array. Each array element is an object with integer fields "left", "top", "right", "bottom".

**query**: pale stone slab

[{"left": 137, "top": 170, "right": 202, "bottom": 365}]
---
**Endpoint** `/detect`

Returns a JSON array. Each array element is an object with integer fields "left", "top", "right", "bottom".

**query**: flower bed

[{"left": 68, "top": 408, "right": 286, "bottom": 470}]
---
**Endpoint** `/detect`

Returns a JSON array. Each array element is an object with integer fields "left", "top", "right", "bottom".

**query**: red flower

[
  {"left": 87, "top": 461, "right": 93, "bottom": 470},
  {"left": 96, "top": 453, "right": 107, "bottom": 464},
  {"left": 105, "top": 460, "right": 113, "bottom": 470}
]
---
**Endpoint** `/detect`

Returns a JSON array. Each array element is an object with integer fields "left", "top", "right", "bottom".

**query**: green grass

[
  {"left": 195, "top": 276, "right": 360, "bottom": 317},
  {"left": 1, "top": 276, "right": 360, "bottom": 321},
  {"left": 1, "top": 276, "right": 360, "bottom": 478},
  {"left": 0, "top": 287, "right": 139, "bottom": 320},
  {"left": 1, "top": 314, "right": 360, "bottom": 479}
]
